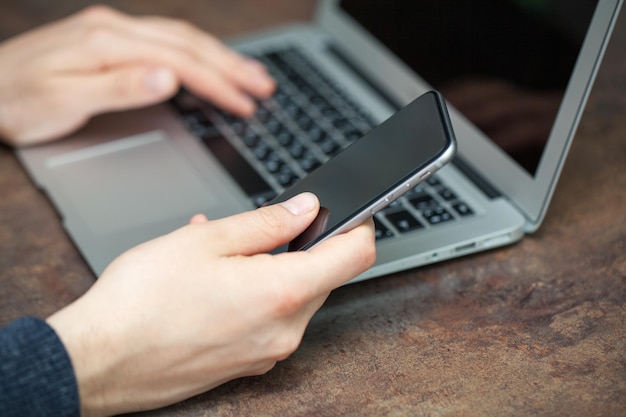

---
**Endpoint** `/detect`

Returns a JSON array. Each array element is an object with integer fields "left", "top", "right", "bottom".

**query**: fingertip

[
  {"left": 243, "top": 59, "right": 276, "bottom": 98},
  {"left": 143, "top": 67, "right": 178, "bottom": 96},
  {"left": 276, "top": 192, "right": 319, "bottom": 216},
  {"left": 189, "top": 213, "right": 209, "bottom": 224},
  {"left": 220, "top": 94, "right": 256, "bottom": 118},
  {"left": 237, "top": 97, "right": 257, "bottom": 117}
]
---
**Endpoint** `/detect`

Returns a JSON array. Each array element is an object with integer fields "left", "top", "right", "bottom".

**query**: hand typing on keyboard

[{"left": 0, "top": 5, "right": 275, "bottom": 147}]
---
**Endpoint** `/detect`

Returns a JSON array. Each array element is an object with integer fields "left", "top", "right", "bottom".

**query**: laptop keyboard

[{"left": 170, "top": 47, "right": 474, "bottom": 241}]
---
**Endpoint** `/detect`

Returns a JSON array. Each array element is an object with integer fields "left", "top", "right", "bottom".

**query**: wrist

[{"left": 47, "top": 298, "right": 123, "bottom": 417}]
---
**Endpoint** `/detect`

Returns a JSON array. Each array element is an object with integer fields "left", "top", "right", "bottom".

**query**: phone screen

[{"left": 271, "top": 91, "right": 456, "bottom": 250}]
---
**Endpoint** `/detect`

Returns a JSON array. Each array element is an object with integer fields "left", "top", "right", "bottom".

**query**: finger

[
  {"left": 207, "top": 192, "right": 320, "bottom": 256},
  {"left": 133, "top": 16, "right": 276, "bottom": 98},
  {"left": 56, "top": 65, "right": 179, "bottom": 117},
  {"left": 303, "top": 219, "right": 376, "bottom": 292},
  {"left": 0, "top": 65, "right": 178, "bottom": 145},
  {"left": 77, "top": 6, "right": 276, "bottom": 99},
  {"left": 228, "top": 219, "right": 376, "bottom": 331},
  {"left": 248, "top": 218, "right": 376, "bottom": 301},
  {"left": 45, "top": 26, "right": 258, "bottom": 117},
  {"left": 67, "top": 7, "right": 275, "bottom": 108}
]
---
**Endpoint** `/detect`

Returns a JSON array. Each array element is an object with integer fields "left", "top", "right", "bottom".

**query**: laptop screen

[{"left": 339, "top": 0, "right": 597, "bottom": 176}]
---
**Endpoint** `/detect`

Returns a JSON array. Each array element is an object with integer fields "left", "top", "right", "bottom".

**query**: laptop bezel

[{"left": 316, "top": 0, "right": 622, "bottom": 232}]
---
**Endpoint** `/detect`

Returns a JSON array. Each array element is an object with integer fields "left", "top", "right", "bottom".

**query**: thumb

[
  {"left": 81, "top": 66, "right": 178, "bottom": 116},
  {"left": 208, "top": 192, "right": 320, "bottom": 256}
]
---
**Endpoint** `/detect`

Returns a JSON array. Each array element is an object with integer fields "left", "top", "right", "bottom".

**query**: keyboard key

[
  {"left": 295, "top": 114, "right": 313, "bottom": 130},
  {"left": 287, "top": 142, "right": 304, "bottom": 159},
  {"left": 298, "top": 155, "right": 321, "bottom": 172},
  {"left": 273, "top": 90, "right": 290, "bottom": 106},
  {"left": 171, "top": 90, "right": 202, "bottom": 112},
  {"left": 190, "top": 123, "right": 218, "bottom": 140},
  {"left": 308, "top": 126, "right": 326, "bottom": 143},
  {"left": 265, "top": 117, "right": 282, "bottom": 134},
  {"left": 408, "top": 183, "right": 428, "bottom": 195},
  {"left": 385, "top": 210, "right": 424, "bottom": 233},
  {"left": 426, "top": 176, "right": 441, "bottom": 187},
  {"left": 284, "top": 103, "right": 301, "bottom": 118},
  {"left": 320, "top": 138, "right": 340, "bottom": 156},
  {"left": 253, "top": 144, "right": 271, "bottom": 160},
  {"left": 439, "top": 188, "right": 457, "bottom": 201},
  {"left": 310, "top": 95, "right": 332, "bottom": 111},
  {"left": 332, "top": 117, "right": 352, "bottom": 130},
  {"left": 252, "top": 191, "right": 277, "bottom": 208},
  {"left": 321, "top": 108, "right": 343, "bottom": 123},
  {"left": 255, "top": 104, "right": 271, "bottom": 123},
  {"left": 242, "top": 129, "right": 260, "bottom": 147},
  {"left": 229, "top": 120, "right": 246, "bottom": 135},
  {"left": 276, "top": 130, "right": 294, "bottom": 147},
  {"left": 409, "top": 194, "right": 438, "bottom": 210},
  {"left": 265, "top": 158, "right": 284, "bottom": 174},
  {"left": 453, "top": 202, "right": 474, "bottom": 216},
  {"left": 422, "top": 207, "right": 454, "bottom": 225},
  {"left": 344, "top": 129, "right": 363, "bottom": 143},
  {"left": 276, "top": 165, "right": 299, "bottom": 187},
  {"left": 374, "top": 217, "right": 394, "bottom": 240},
  {"left": 181, "top": 109, "right": 211, "bottom": 128},
  {"left": 381, "top": 200, "right": 403, "bottom": 216}
]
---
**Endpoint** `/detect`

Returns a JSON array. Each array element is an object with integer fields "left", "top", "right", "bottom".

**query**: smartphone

[{"left": 269, "top": 90, "right": 457, "bottom": 251}]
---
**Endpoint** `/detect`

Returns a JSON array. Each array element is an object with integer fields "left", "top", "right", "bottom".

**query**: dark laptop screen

[{"left": 339, "top": 0, "right": 597, "bottom": 175}]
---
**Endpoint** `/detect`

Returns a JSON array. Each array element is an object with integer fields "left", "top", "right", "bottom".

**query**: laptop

[{"left": 16, "top": 0, "right": 622, "bottom": 282}]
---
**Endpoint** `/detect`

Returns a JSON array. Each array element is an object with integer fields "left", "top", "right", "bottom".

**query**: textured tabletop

[{"left": 0, "top": 2, "right": 624, "bottom": 416}]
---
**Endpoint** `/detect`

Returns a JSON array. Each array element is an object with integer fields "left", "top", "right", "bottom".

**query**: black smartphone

[{"left": 270, "top": 90, "right": 457, "bottom": 251}]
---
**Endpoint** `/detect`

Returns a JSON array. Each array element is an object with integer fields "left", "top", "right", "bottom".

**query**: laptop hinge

[{"left": 452, "top": 156, "right": 502, "bottom": 200}]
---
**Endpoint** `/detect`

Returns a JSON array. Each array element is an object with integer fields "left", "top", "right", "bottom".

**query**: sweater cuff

[{"left": 0, "top": 316, "right": 80, "bottom": 417}]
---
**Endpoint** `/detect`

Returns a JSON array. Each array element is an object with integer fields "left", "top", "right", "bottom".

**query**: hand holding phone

[{"left": 270, "top": 90, "right": 457, "bottom": 251}]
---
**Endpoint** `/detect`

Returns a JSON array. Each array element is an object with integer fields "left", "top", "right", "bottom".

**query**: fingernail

[
  {"left": 237, "top": 96, "right": 256, "bottom": 116},
  {"left": 279, "top": 192, "right": 317, "bottom": 215},
  {"left": 245, "top": 59, "right": 275, "bottom": 88},
  {"left": 144, "top": 67, "right": 176, "bottom": 94}
]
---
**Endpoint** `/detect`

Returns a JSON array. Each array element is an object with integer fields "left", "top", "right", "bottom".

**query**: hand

[
  {"left": 0, "top": 5, "right": 276, "bottom": 146},
  {"left": 46, "top": 192, "right": 376, "bottom": 417}
]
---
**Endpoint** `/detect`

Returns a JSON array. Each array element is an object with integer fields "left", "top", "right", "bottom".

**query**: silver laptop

[{"left": 16, "top": 0, "right": 622, "bottom": 282}]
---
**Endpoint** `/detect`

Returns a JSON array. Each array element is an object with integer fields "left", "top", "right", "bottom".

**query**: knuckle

[
  {"left": 351, "top": 222, "right": 377, "bottom": 271},
  {"left": 83, "top": 25, "right": 115, "bottom": 47},
  {"left": 254, "top": 208, "right": 287, "bottom": 237},
  {"left": 113, "top": 72, "right": 139, "bottom": 98},
  {"left": 361, "top": 239, "right": 377, "bottom": 269},
  {"left": 269, "top": 333, "right": 303, "bottom": 361},
  {"left": 167, "top": 18, "right": 197, "bottom": 35},
  {"left": 0, "top": 106, "right": 20, "bottom": 145},
  {"left": 251, "top": 360, "right": 277, "bottom": 376},
  {"left": 79, "top": 5, "right": 117, "bottom": 20},
  {"left": 75, "top": 7, "right": 123, "bottom": 47},
  {"left": 268, "top": 285, "right": 306, "bottom": 318}
]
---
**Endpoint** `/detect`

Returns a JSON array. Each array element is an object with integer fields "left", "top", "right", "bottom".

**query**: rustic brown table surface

[{"left": 1, "top": 2, "right": 624, "bottom": 416}]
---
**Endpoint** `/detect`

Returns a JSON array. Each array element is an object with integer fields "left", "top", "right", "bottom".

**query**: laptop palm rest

[{"left": 46, "top": 130, "right": 219, "bottom": 236}]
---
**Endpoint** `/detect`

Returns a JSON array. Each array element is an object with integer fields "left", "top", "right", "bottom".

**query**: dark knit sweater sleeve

[{"left": 0, "top": 317, "right": 80, "bottom": 417}]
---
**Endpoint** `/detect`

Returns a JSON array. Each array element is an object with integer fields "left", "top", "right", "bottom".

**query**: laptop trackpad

[{"left": 46, "top": 130, "right": 219, "bottom": 235}]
